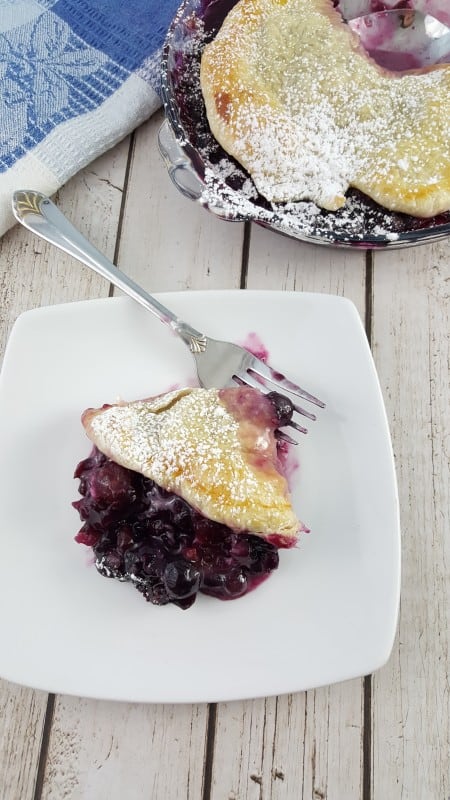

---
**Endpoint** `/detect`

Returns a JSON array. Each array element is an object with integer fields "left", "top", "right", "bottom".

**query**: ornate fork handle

[{"left": 12, "top": 190, "right": 207, "bottom": 353}]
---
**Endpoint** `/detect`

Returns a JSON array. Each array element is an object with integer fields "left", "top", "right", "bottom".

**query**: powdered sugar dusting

[
  {"left": 84, "top": 387, "right": 300, "bottom": 540},
  {"left": 202, "top": 164, "right": 402, "bottom": 240}
]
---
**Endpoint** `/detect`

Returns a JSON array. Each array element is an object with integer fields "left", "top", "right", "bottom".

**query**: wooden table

[{"left": 0, "top": 110, "right": 449, "bottom": 800}]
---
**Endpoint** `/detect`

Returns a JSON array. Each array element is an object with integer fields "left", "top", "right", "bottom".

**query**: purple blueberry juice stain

[
  {"left": 237, "top": 333, "right": 301, "bottom": 483},
  {"left": 240, "top": 332, "right": 269, "bottom": 362},
  {"left": 348, "top": 1, "right": 450, "bottom": 28}
]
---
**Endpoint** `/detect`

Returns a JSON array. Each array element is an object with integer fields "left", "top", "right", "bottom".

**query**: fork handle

[{"left": 12, "top": 190, "right": 205, "bottom": 350}]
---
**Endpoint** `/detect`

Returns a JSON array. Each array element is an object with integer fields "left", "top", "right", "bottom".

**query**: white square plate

[{"left": 0, "top": 291, "right": 400, "bottom": 703}]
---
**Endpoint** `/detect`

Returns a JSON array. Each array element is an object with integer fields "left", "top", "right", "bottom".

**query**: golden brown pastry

[
  {"left": 200, "top": 0, "right": 450, "bottom": 216},
  {"left": 82, "top": 387, "right": 300, "bottom": 543}
]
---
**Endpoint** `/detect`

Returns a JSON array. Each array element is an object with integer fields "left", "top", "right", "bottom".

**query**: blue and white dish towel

[{"left": 0, "top": 0, "right": 181, "bottom": 236}]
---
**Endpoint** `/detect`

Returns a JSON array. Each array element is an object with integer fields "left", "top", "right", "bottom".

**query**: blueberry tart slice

[{"left": 73, "top": 386, "right": 302, "bottom": 609}]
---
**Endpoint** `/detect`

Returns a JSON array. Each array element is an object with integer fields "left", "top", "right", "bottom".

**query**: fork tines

[
  {"left": 247, "top": 363, "right": 325, "bottom": 408},
  {"left": 233, "top": 363, "right": 325, "bottom": 440}
]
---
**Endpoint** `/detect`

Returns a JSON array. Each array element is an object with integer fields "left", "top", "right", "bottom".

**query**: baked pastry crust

[
  {"left": 200, "top": 0, "right": 450, "bottom": 216},
  {"left": 82, "top": 387, "right": 300, "bottom": 543}
]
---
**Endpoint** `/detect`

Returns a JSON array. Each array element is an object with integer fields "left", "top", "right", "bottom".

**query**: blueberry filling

[
  {"left": 73, "top": 446, "right": 281, "bottom": 609},
  {"left": 266, "top": 391, "right": 295, "bottom": 428}
]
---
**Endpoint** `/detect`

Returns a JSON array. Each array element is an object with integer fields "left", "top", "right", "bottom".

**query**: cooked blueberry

[
  {"left": 146, "top": 581, "right": 170, "bottom": 606},
  {"left": 73, "top": 447, "right": 106, "bottom": 479},
  {"left": 266, "top": 391, "right": 294, "bottom": 427},
  {"left": 124, "top": 543, "right": 167, "bottom": 579},
  {"left": 163, "top": 560, "right": 201, "bottom": 599},
  {"left": 172, "top": 508, "right": 194, "bottom": 537},
  {"left": 116, "top": 525, "right": 133, "bottom": 552},
  {"left": 201, "top": 571, "right": 227, "bottom": 597},
  {"left": 88, "top": 461, "right": 136, "bottom": 507},
  {"left": 96, "top": 549, "right": 126, "bottom": 580},
  {"left": 159, "top": 527, "right": 183, "bottom": 554},
  {"left": 257, "top": 548, "right": 279, "bottom": 573},
  {"left": 136, "top": 579, "right": 170, "bottom": 605},
  {"left": 74, "top": 524, "right": 100, "bottom": 547},
  {"left": 132, "top": 518, "right": 154, "bottom": 541},
  {"left": 174, "top": 593, "right": 197, "bottom": 610},
  {"left": 224, "top": 568, "right": 248, "bottom": 597},
  {"left": 247, "top": 538, "right": 279, "bottom": 573},
  {"left": 230, "top": 538, "right": 250, "bottom": 559}
]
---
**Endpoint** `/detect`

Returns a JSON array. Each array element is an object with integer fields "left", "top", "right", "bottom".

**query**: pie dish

[
  {"left": 0, "top": 291, "right": 400, "bottom": 702},
  {"left": 159, "top": 0, "right": 450, "bottom": 248},
  {"left": 74, "top": 386, "right": 301, "bottom": 609}
]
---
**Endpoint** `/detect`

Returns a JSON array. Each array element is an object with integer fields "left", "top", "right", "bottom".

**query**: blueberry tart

[
  {"left": 200, "top": 0, "right": 450, "bottom": 216},
  {"left": 73, "top": 386, "right": 303, "bottom": 609}
]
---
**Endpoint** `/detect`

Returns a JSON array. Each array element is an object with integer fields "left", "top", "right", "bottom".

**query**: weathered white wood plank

[
  {"left": 210, "top": 226, "right": 367, "bottom": 800},
  {"left": 245, "top": 224, "right": 367, "bottom": 297},
  {"left": 116, "top": 110, "right": 245, "bottom": 291},
  {"left": 35, "top": 119, "right": 217, "bottom": 800},
  {"left": 0, "top": 685, "right": 48, "bottom": 800},
  {"left": 0, "top": 138, "right": 130, "bottom": 359},
  {"left": 208, "top": 697, "right": 285, "bottom": 800},
  {"left": 301, "top": 680, "right": 364, "bottom": 800},
  {"left": 41, "top": 697, "right": 208, "bottom": 800},
  {"left": 209, "top": 680, "right": 363, "bottom": 800},
  {"left": 370, "top": 242, "right": 450, "bottom": 800},
  {"left": 0, "top": 139, "right": 130, "bottom": 800}
]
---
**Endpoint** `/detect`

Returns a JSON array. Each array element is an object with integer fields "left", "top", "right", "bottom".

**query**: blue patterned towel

[{"left": 0, "top": 0, "right": 181, "bottom": 236}]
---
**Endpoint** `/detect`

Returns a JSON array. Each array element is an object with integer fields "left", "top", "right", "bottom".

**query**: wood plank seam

[
  {"left": 363, "top": 674, "right": 373, "bottom": 800},
  {"left": 202, "top": 704, "right": 217, "bottom": 800},
  {"left": 364, "top": 250, "right": 373, "bottom": 344},
  {"left": 240, "top": 222, "right": 251, "bottom": 289},
  {"left": 112, "top": 131, "right": 135, "bottom": 277},
  {"left": 31, "top": 694, "right": 55, "bottom": 800},
  {"left": 363, "top": 249, "right": 374, "bottom": 800}
]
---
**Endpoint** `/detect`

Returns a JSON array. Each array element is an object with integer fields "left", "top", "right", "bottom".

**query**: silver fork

[{"left": 12, "top": 190, "right": 325, "bottom": 440}]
